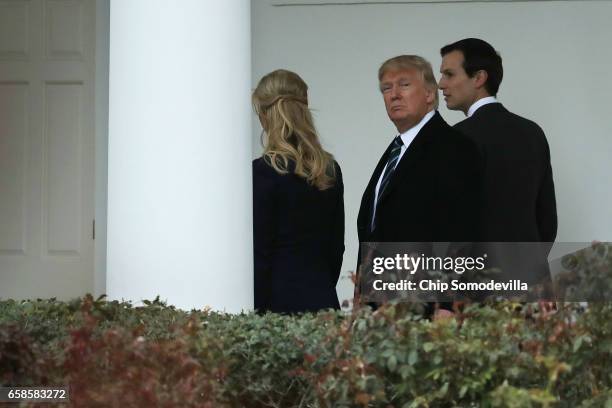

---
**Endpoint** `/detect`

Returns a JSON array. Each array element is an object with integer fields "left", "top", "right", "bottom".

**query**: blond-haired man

[
  {"left": 356, "top": 55, "right": 483, "bottom": 315},
  {"left": 358, "top": 55, "right": 481, "bottom": 244}
]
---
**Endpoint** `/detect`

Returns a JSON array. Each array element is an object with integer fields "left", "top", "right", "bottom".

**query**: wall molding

[{"left": 272, "top": 0, "right": 609, "bottom": 6}]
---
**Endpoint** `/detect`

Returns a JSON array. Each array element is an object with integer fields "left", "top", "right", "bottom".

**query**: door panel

[{"left": 0, "top": 0, "right": 94, "bottom": 300}]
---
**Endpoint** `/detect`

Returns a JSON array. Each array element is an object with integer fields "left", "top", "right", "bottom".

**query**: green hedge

[
  {"left": 1, "top": 242, "right": 611, "bottom": 407},
  {"left": 1, "top": 295, "right": 611, "bottom": 407}
]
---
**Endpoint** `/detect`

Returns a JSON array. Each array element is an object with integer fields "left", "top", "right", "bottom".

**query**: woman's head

[
  {"left": 252, "top": 70, "right": 336, "bottom": 190},
  {"left": 252, "top": 69, "right": 308, "bottom": 130}
]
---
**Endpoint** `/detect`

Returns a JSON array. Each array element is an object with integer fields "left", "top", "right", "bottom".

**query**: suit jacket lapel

[
  {"left": 358, "top": 141, "right": 394, "bottom": 231},
  {"left": 376, "top": 111, "right": 442, "bottom": 206},
  {"left": 365, "top": 144, "right": 393, "bottom": 199}
]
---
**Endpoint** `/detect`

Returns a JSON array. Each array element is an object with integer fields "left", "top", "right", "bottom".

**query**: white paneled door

[{"left": 0, "top": 0, "right": 95, "bottom": 299}]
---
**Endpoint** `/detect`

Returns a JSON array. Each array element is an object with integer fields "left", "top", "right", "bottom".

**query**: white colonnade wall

[{"left": 107, "top": 0, "right": 252, "bottom": 312}]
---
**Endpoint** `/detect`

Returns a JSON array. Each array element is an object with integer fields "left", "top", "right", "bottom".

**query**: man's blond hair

[{"left": 378, "top": 55, "right": 439, "bottom": 109}]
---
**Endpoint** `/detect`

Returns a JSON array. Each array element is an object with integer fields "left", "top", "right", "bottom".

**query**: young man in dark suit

[
  {"left": 355, "top": 55, "right": 482, "bottom": 317},
  {"left": 439, "top": 39, "right": 557, "bottom": 292},
  {"left": 439, "top": 38, "right": 557, "bottom": 243}
]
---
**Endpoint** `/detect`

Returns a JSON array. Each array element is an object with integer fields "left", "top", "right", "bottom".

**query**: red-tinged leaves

[
  {"left": 304, "top": 353, "right": 317, "bottom": 364},
  {"left": 355, "top": 392, "right": 371, "bottom": 406}
]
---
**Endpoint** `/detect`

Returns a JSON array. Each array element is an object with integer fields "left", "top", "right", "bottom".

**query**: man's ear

[
  {"left": 474, "top": 70, "right": 489, "bottom": 90},
  {"left": 425, "top": 86, "right": 436, "bottom": 104}
]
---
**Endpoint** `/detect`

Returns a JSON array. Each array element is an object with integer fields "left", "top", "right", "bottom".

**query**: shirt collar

[
  {"left": 399, "top": 109, "right": 435, "bottom": 146},
  {"left": 468, "top": 96, "right": 498, "bottom": 117}
]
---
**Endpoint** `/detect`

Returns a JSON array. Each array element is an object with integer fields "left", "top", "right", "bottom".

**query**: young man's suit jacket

[
  {"left": 454, "top": 103, "right": 557, "bottom": 290},
  {"left": 357, "top": 111, "right": 482, "bottom": 248},
  {"left": 453, "top": 103, "right": 557, "bottom": 243}
]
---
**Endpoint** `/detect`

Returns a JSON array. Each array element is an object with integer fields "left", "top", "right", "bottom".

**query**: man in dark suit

[
  {"left": 439, "top": 39, "right": 557, "bottom": 295},
  {"left": 439, "top": 38, "right": 557, "bottom": 243},
  {"left": 356, "top": 55, "right": 482, "bottom": 316}
]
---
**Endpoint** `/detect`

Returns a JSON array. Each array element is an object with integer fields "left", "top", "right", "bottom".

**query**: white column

[{"left": 107, "top": 1, "right": 252, "bottom": 312}]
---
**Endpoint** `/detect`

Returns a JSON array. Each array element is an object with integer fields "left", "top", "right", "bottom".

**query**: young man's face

[
  {"left": 380, "top": 69, "right": 435, "bottom": 133},
  {"left": 439, "top": 50, "right": 479, "bottom": 114}
]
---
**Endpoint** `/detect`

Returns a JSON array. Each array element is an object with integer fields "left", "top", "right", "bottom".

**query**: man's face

[
  {"left": 439, "top": 50, "right": 479, "bottom": 114},
  {"left": 381, "top": 69, "right": 435, "bottom": 133}
]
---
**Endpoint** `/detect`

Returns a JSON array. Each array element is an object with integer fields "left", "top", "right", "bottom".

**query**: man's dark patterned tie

[{"left": 371, "top": 135, "right": 403, "bottom": 231}]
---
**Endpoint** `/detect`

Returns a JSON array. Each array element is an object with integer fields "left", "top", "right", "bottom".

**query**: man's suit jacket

[
  {"left": 357, "top": 111, "right": 482, "bottom": 247},
  {"left": 453, "top": 103, "right": 557, "bottom": 243},
  {"left": 253, "top": 158, "right": 344, "bottom": 314}
]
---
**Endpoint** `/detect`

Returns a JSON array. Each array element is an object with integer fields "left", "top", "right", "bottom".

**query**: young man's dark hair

[{"left": 440, "top": 38, "right": 503, "bottom": 96}]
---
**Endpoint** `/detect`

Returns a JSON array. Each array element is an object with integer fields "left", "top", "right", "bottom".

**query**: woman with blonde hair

[{"left": 252, "top": 69, "right": 344, "bottom": 314}]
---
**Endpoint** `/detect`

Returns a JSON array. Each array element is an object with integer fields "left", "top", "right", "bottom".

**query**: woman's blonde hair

[{"left": 252, "top": 69, "right": 336, "bottom": 190}]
